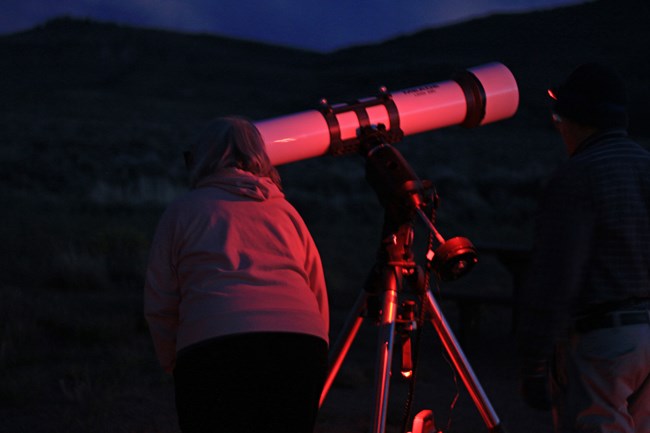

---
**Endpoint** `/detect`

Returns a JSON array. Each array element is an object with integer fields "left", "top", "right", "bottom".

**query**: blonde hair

[{"left": 186, "top": 116, "right": 281, "bottom": 189}]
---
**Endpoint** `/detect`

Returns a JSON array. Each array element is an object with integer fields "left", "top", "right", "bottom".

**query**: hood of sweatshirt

[{"left": 194, "top": 168, "right": 283, "bottom": 201}]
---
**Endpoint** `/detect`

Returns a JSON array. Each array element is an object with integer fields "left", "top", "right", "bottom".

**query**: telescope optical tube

[{"left": 255, "top": 62, "right": 519, "bottom": 166}]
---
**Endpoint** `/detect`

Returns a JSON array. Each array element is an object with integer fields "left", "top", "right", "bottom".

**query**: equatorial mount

[{"left": 359, "top": 124, "right": 478, "bottom": 283}]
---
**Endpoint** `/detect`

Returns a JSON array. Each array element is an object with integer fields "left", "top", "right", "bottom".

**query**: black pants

[{"left": 173, "top": 332, "right": 328, "bottom": 433}]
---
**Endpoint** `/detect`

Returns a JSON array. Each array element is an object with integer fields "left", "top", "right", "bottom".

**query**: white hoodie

[{"left": 144, "top": 168, "right": 329, "bottom": 372}]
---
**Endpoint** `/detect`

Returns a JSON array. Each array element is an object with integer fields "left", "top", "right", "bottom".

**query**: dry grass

[{"left": 0, "top": 186, "right": 552, "bottom": 433}]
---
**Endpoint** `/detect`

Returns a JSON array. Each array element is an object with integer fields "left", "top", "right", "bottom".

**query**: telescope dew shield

[{"left": 255, "top": 62, "right": 519, "bottom": 166}]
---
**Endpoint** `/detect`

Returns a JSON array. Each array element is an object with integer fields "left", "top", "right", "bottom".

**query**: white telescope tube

[{"left": 255, "top": 62, "right": 519, "bottom": 166}]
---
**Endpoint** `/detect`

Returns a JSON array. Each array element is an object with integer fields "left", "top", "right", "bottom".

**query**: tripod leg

[
  {"left": 372, "top": 271, "right": 400, "bottom": 433},
  {"left": 424, "top": 288, "right": 504, "bottom": 432},
  {"left": 320, "top": 289, "right": 369, "bottom": 407}
]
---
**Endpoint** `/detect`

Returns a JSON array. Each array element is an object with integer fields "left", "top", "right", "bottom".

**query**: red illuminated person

[{"left": 144, "top": 116, "right": 329, "bottom": 433}]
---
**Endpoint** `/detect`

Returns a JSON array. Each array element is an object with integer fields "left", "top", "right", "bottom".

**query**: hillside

[
  {"left": 331, "top": 0, "right": 649, "bottom": 134},
  {"left": 1, "top": 0, "right": 648, "bottom": 286},
  {"left": 1, "top": 1, "right": 649, "bottom": 432}
]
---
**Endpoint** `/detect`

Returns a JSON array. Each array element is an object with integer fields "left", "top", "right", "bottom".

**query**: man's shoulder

[{"left": 571, "top": 132, "right": 649, "bottom": 166}]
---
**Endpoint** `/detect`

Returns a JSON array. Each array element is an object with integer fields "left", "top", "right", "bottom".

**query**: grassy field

[{"left": 0, "top": 124, "right": 558, "bottom": 433}]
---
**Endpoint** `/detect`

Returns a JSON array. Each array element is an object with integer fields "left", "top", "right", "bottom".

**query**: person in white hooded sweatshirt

[{"left": 144, "top": 116, "right": 329, "bottom": 433}]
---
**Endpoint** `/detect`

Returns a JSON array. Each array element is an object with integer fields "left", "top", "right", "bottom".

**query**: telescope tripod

[
  {"left": 319, "top": 220, "right": 505, "bottom": 433},
  {"left": 319, "top": 129, "right": 506, "bottom": 433}
]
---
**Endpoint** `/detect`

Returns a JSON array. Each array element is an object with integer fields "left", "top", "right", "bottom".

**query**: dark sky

[{"left": 1, "top": 0, "right": 588, "bottom": 52}]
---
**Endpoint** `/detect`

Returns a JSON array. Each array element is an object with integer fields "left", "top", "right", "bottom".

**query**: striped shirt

[{"left": 518, "top": 129, "right": 650, "bottom": 357}]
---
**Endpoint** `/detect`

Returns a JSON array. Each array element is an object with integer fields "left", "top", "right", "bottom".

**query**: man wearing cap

[{"left": 517, "top": 63, "right": 650, "bottom": 433}]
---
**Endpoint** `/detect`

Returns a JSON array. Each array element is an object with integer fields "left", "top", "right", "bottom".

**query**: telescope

[
  {"left": 256, "top": 62, "right": 519, "bottom": 433},
  {"left": 255, "top": 62, "right": 519, "bottom": 166}
]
